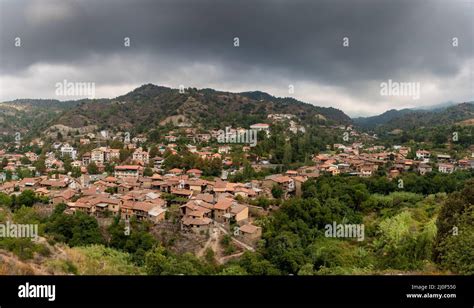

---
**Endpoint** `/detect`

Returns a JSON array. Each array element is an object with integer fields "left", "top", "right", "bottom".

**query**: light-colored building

[
  {"left": 416, "top": 150, "right": 430, "bottom": 160},
  {"left": 250, "top": 123, "right": 270, "bottom": 135},
  {"left": 91, "top": 148, "right": 106, "bottom": 164},
  {"left": 132, "top": 147, "right": 149, "bottom": 164},
  {"left": 60, "top": 144, "right": 77, "bottom": 160},
  {"left": 114, "top": 165, "right": 143, "bottom": 178}
]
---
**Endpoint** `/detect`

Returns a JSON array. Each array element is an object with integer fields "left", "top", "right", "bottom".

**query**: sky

[{"left": 0, "top": 0, "right": 472, "bottom": 116}]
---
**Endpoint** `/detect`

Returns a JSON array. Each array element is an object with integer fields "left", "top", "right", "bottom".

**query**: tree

[
  {"left": 34, "top": 158, "right": 47, "bottom": 174},
  {"left": 46, "top": 209, "right": 104, "bottom": 246},
  {"left": 436, "top": 209, "right": 474, "bottom": 274},
  {"left": 373, "top": 211, "right": 436, "bottom": 270},
  {"left": 271, "top": 184, "right": 284, "bottom": 199},
  {"left": 149, "top": 146, "right": 159, "bottom": 159},
  {"left": 219, "top": 265, "right": 248, "bottom": 275},
  {"left": 0, "top": 193, "right": 12, "bottom": 208},
  {"left": 63, "top": 156, "right": 72, "bottom": 173},
  {"left": 282, "top": 142, "right": 292, "bottom": 166},
  {"left": 119, "top": 149, "right": 132, "bottom": 162},
  {"left": 1, "top": 157, "right": 8, "bottom": 168},
  {"left": 71, "top": 167, "right": 82, "bottom": 178},
  {"left": 16, "top": 190, "right": 38, "bottom": 209},
  {"left": 297, "top": 263, "right": 315, "bottom": 275},
  {"left": 108, "top": 217, "right": 158, "bottom": 265},
  {"left": 109, "top": 139, "right": 124, "bottom": 149},
  {"left": 143, "top": 167, "right": 153, "bottom": 177},
  {"left": 145, "top": 245, "right": 215, "bottom": 275},
  {"left": 5, "top": 170, "right": 12, "bottom": 181},
  {"left": 434, "top": 180, "right": 474, "bottom": 273},
  {"left": 20, "top": 156, "right": 31, "bottom": 165},
  {"left": 87, "top": 162, "right": 99, "bottom": 174},
  {"left": 237, "top": 252, "right": 280, "bottom": 275}
]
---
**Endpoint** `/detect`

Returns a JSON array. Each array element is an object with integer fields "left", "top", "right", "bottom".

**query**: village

[{"left": 0, "top": 113, "right": 473, "bottom": 258}]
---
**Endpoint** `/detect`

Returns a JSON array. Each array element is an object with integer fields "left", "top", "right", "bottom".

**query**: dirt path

[
  {"left": 196, "top": 227, "right": 219, "bottom": 258},
  {"left": 218, "top": 251, "right": 245, "bottom": 264},
  {"left": 218, "top": 225, "right": 255, "bottom": 252}
]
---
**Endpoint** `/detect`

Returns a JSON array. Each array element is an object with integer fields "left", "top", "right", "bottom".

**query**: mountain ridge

[
  {"left": 2, "top": 85, "right": 472, "bottom": 139},
  {"left": 353, "top": 102, "right": 474, "bottom": 130}
]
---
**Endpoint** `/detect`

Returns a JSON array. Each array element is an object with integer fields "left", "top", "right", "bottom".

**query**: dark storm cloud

[{"left": 0, "top": 0, "right": 472, "bottom": 115}]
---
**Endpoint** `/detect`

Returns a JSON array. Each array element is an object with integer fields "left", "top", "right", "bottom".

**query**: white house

[
  {"left": 60, "top": 144, "right": 77, "bottom": 160},
  {"left": 250, "top": 123, "right": 270, "bottom": 135},
  {"left": 416, "top": 150, "right": 431, "bottom": 160}
]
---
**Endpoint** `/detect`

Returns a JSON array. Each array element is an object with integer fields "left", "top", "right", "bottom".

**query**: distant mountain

[
  {"left": 0, "top": 99, "right": 82, "bottom": 137},
  {"left": 353, "top": 108, "right": 414, "bottom": 129},
  {"left": 353, "top": 102, "right": 474, "bottom": 131},
  {"left": 1, "top": 99, "right": 81, "bottom": 109},
  {"left": 238, "top": 91, "right": 351, "bottom": 125},
  {"left": 52, "top": 84, "right": 352, "bottom": 132},
  {"left": 412, "top": 101, "right": 458, "bottom": 111},
  {"left": 4, "top": 85, "right": 471, "bottom": 142}
]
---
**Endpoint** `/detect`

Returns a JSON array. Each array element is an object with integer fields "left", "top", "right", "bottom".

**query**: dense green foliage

[
  {"left": 45, "top": 204, "right": 104, "bottom": 246},
  {"left": 235, "top": 173, "right": 473, "bottom": 275}
]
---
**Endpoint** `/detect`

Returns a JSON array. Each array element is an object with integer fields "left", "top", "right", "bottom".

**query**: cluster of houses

[
  {"left": 1, "top": 116, "right": 473, "bottom": 249},
  {"left": 309, "top": 144, "right": 474, "bottom": 178},
  {"left": 0, "top": 166, "right": 268, "bottom": 245}
]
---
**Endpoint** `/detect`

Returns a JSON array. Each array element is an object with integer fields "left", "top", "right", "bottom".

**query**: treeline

[
  {"left": 375, "top": 125, "right": 473, "bottom": 152},
  {"left": 251, "top": 124, "right": 340, "bottom": 167},
  {"left": 246, "top": 172, "right": 473, "bottom": 274},
  {"left": 162, "top": 149, "right": 222, "bottom": 176}
]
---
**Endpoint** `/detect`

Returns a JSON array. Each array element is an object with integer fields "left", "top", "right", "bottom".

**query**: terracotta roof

[
  {"left": 186, "top": 199, "right": 214, "bottom": 210},
  {"left": 35, "top": 187, "right": 50, "bottom": 194},
  {"left": 169, "top": 168, "right": 183, "bottom": 174},
  {"left": 292, "top": 176, "right": 307, "bottom": 182},
  {"left": 192, "top": 193, "right": 214, "bottom": 204},
  {"left": 239, "top": 224, "right": 260, "bottom": 234},
  {"left": 151, "top": 174, "right": 163, "bottom": 180},
  {"left": 214, "top": 198, "right": 232, "bottom": 210},
  {"left": 115, "top": 165, "right": 141, "bottom": 170},
  {"left": 55, "top": 189, "right": 76, "bottom": 200},
  {"left": 19, "top": 177, "right": 41, "bottom": 185},
  {"left": 41, "top": 180, "right": 68, "bottom": 187},
  {"left": 132, "top": 202, "right": 158, "bottom": 212},
  {"left": 170, "top": 188, "right": 193, "bottom": 196},
  {"left": 187, "top": 179, "right": 207, "bottom": 186},
  {"left": 186, "top": 169, "right": 202, "bottom": 174},
  {"left": 91, "top": 197, "right": 121, "bottom": 205},
  {"left": 231, "top": 204, "right": 248, "bottom": 214},
  {"left": 250, "top": 123, "right": 269, "bottom": 128},
  {"left": 271, "top": 175, "right": 291, "bottom": 183},
  {"left": 148, "top": 198, "right": 166, "bottom": 207}
]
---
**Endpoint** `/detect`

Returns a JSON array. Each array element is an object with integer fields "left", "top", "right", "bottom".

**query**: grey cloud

[{"left": 0, "top": 0, "right": 472, "bottom": 115}]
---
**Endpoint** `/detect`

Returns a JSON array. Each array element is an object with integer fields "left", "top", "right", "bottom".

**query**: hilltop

[
  {"left": 54, "top": 84, "right": 352, "bottom": 131},
  {"left": 0, "top": 84, "right": 352, "bottom": 141},
  {"left": 353, "top": 102, "right": 474, "bottom": 130}
]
